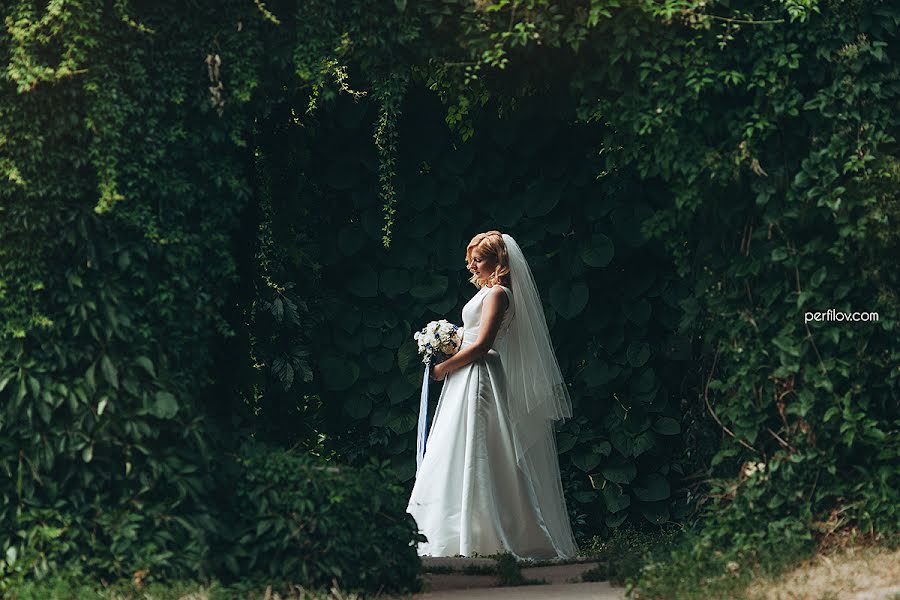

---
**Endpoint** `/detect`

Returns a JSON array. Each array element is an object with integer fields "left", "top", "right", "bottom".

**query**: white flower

[{"left": 743, "top": 461, "right": 767, "bottom": 477}]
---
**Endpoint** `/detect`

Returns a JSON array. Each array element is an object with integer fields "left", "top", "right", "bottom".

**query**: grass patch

[
  {"left": 460, "top": 563, "right": 497, "bottom": 575},
  {"left": 420, "top": 551, "right": 547, "bottom": 584},
  {"left": 609, "top": 525, "right": 900, "bottom": 600},
  {"left": 743, "top": 533, "right": 900, "bottom": 600},
  {"left": 580, "top": 523, "right": 681, "bottom": 586},
  {"left": 494, "top": 553, "right": 547, "bottom": 587}
]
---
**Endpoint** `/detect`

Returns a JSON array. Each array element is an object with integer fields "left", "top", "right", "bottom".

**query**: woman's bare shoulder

[{"left": 486, "top": 285, "right": 510, "bottom": 308}]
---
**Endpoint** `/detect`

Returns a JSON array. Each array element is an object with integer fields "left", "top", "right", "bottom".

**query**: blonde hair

[{"left": 465, "top": 230, "right": 511, "bottom": 289}]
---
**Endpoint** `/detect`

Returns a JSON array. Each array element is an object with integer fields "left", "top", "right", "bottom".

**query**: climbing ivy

[{"left": 1, "top": 0, "right": 896, "bottom": 588}]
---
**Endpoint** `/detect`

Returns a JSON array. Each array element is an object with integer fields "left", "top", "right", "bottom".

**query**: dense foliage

[
  {"left": 0, "top": 0, "right": 896, "bottom": 592},
  {"left": 0, "top": 0, "right": 260, "bottom": 588},
  {"left": 571, "top": 0, "right": 900, "bottom": 545},
  {"left": 220, "top": 442, "right": 423, "bottom": 594},
  {"left": 265, "top": 88, "right": 696, "bottom": 543}
]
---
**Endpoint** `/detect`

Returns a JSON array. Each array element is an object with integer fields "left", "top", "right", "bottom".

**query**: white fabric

[
  {"left": 499, "top": 233, "right": 574, "bottom": 476},
  {"left": 406, "top": 281, "right": 579, "bottom": 560}
]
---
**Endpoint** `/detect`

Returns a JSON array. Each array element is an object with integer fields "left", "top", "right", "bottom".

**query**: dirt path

[{"left": 400, "top": 556, "right": 627, "bottom": 600}]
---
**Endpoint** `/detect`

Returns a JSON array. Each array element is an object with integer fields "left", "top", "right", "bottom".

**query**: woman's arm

[{"left": 432, "top": 287, "right": 509, "bottom": 380}]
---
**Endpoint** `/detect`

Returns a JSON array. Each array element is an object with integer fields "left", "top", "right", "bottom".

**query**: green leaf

[
  {"left": 773, "top": 335, "right": 802, "bottom": 357},
  {"left": 600, "top": 460, "right": 637, "bottom": 484},
  {"left": 382, "top": 326, "right": 404, "bottom": 349},
  {"left": 320, "top": 357, "right": 360, "bottom": 391},
  {"left": 380, "top": 268, "right": 411, "bottom": 297},
  {"left": 582, "top": 359, "right": 619, "bottom": 387},
  {"left": 626, "top": 342, "right": 651, "bottom": 367},
  {"left": 410, "top": 275, "right": 449, "bottom": 301},
  {"left": 652, "top": 417, "right": 681, "bottom": 435},
  {"left": 573, "top": 489, "right": 599, "bottom": 503},
  {"left": 630, "top": 367, "right": 657, "bottom": 395},
  {"left": 711, "top": 446, "right": 739, "bottom": 467},
  {"left": 397, "top": 339, "right": 420, "bottom": 374},
  {"left": 27, "top": 376, "right": 40, "bottom": 399},
  {"left": 344, "top": 394, "right": 373, "bottom": 419},
  {"left": 633, "top": 474, "right": 670, "bottom": 502},
  {"left": 632, "top": 429, "right": 656, "bottom": 457},
  {"left": 639, "top": 501, "right": 670, "bottom": 524},
  {"left": 367, "top": 348, "right": 395, "bottom": 373},
  {"left": 556, "top": 432, "right": 577, "bottom": 454},
  {"left": 623, "top": 298, "right": 651, "bottom": 324},
  {"left": 426, "top": 293, "right": 458, "bottom": 314},
  {"left": 334, "top": 306, "right": 361, "bottom": 334},
  {"left": 135, "top": 356, "right": 156, "bottom": 377},
  {"left": 386, "top": 409, "right": 417, "bottom": 434},
  {"left": 581, "top": 234, "right": 614, "bottom": 267},
  {"left": 256, "top": 520, "right": 272, "bottom": 537},
  {"left": 272, "top": 298, "right": 284, "bottom": 322},
  {"left": 363, "top": 327, "right": 382, "bottom": 348},
  {"left": 550, "top": 280, "right": 589, "bottom": 319},
  {"left": 348, "top": 266, "right": 379, "bottom": 297},
  {"left": 602, "top": 482, "right": 631, "bottom": 513},
  {"left": 811, "top": 266, "right": 827, "bottom": 287},
  {"left": 605, "top": 511, "right": 628, "bottom": 527},
  {"left": 100, "top": 355, "right": 119, "bottom": 389},
  {"left": 37, "top": 401, "right": 52, "bottom": 424},
  {"left": 573, "top": 450, "right": 603, "bottom": 472},
  {"left": 338, "top": 225, "right": 365, "bottom": 255},
  {"left": 151, "top": 391, "right": 179, "bottom": 419},
  {"left": 85, "top": 362, "right": 97, "bottom": 390},
  {"left": 387, "top": 377, "right": 417, "bottom": 404},
  {"left": 524, "top": 180, "right": 561, "bottom": 217},
  {"left": 610, "top": 430, "right": 634, "bottom": 457}
]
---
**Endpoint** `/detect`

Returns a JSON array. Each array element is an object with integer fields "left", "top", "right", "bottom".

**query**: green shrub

[
  {"left": 213, "top": 441, "right": 423, "bottom": 596},
  {"left": 4, "top": 570, "right": 375, "bottom": 600},
  {"left": 627, "top": 528, "right": 816, "bottom": 600},
  {"left": 581, "top": 523, "right": 681, "bottom": 586}
]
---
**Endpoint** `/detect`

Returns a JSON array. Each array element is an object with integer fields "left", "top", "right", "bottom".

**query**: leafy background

[{"left": 0, "top": 0, "right": 896, "bottom": 592}]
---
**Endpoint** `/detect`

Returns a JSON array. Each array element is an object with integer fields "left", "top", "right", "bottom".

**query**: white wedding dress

[{"left": 406, "top": 284, "right": 579, "bottom": 560}]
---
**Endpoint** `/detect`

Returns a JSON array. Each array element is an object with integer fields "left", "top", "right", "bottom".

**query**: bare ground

[{"left": 744, "top": 544, "right": 900, "bottom": 600}]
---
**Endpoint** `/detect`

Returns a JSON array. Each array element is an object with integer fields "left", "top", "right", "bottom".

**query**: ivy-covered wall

[
  {"left": 1, "top": 0, "right": 897, "bottom": 587},
  {"left": 0, "top": 0, "right": 264, "bottom": 582},
  {"left": 251, "top": 87, "right": 699, "bottom": 544}
]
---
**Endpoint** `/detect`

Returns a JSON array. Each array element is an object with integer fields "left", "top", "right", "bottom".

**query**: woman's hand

[{"left": 430, "top": 362, "right": 447, "bottom": 381}]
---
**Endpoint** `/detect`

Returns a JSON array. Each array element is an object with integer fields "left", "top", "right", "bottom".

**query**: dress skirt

[{"left": 405, "top": 330, "right": 578, "bottom": 560}]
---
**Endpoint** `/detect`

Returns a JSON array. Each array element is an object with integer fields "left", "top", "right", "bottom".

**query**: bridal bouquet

[
  {"left": 413, "top": 319, "right": 461, "bottom": 365},
  {"left": 414, "top": 319, "right": 461, "bottom": 476}
]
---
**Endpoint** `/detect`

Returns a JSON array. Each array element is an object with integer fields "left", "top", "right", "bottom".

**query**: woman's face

[{"left": 468, "top": 247, "right": 498, "bottom": 285}]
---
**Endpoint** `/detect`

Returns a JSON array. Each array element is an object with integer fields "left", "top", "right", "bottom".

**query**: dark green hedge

[
  {"left": 215, "top": 442, "right": 423, "bottom": 595},
  {"left": 0, "top": 0, "right": 259, "bottom": 588}
]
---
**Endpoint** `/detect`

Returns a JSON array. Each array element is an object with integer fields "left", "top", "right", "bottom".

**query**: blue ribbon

[{"left": 416, "top": 359, "right": 430, "bottom": 476}]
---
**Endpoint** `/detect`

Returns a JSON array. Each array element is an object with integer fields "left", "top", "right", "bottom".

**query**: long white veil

[{"left": 497, "top": 233, "right": 578, "bottom": 559}]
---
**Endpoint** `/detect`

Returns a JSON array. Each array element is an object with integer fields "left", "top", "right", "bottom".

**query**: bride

[{"left": 406, "top": 230, "right": 579, "bottom": 560}]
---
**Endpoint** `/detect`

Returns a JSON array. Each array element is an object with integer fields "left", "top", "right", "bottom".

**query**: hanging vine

[{"left": 373, "top": 70, "right": 409, "bottom": 249}]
